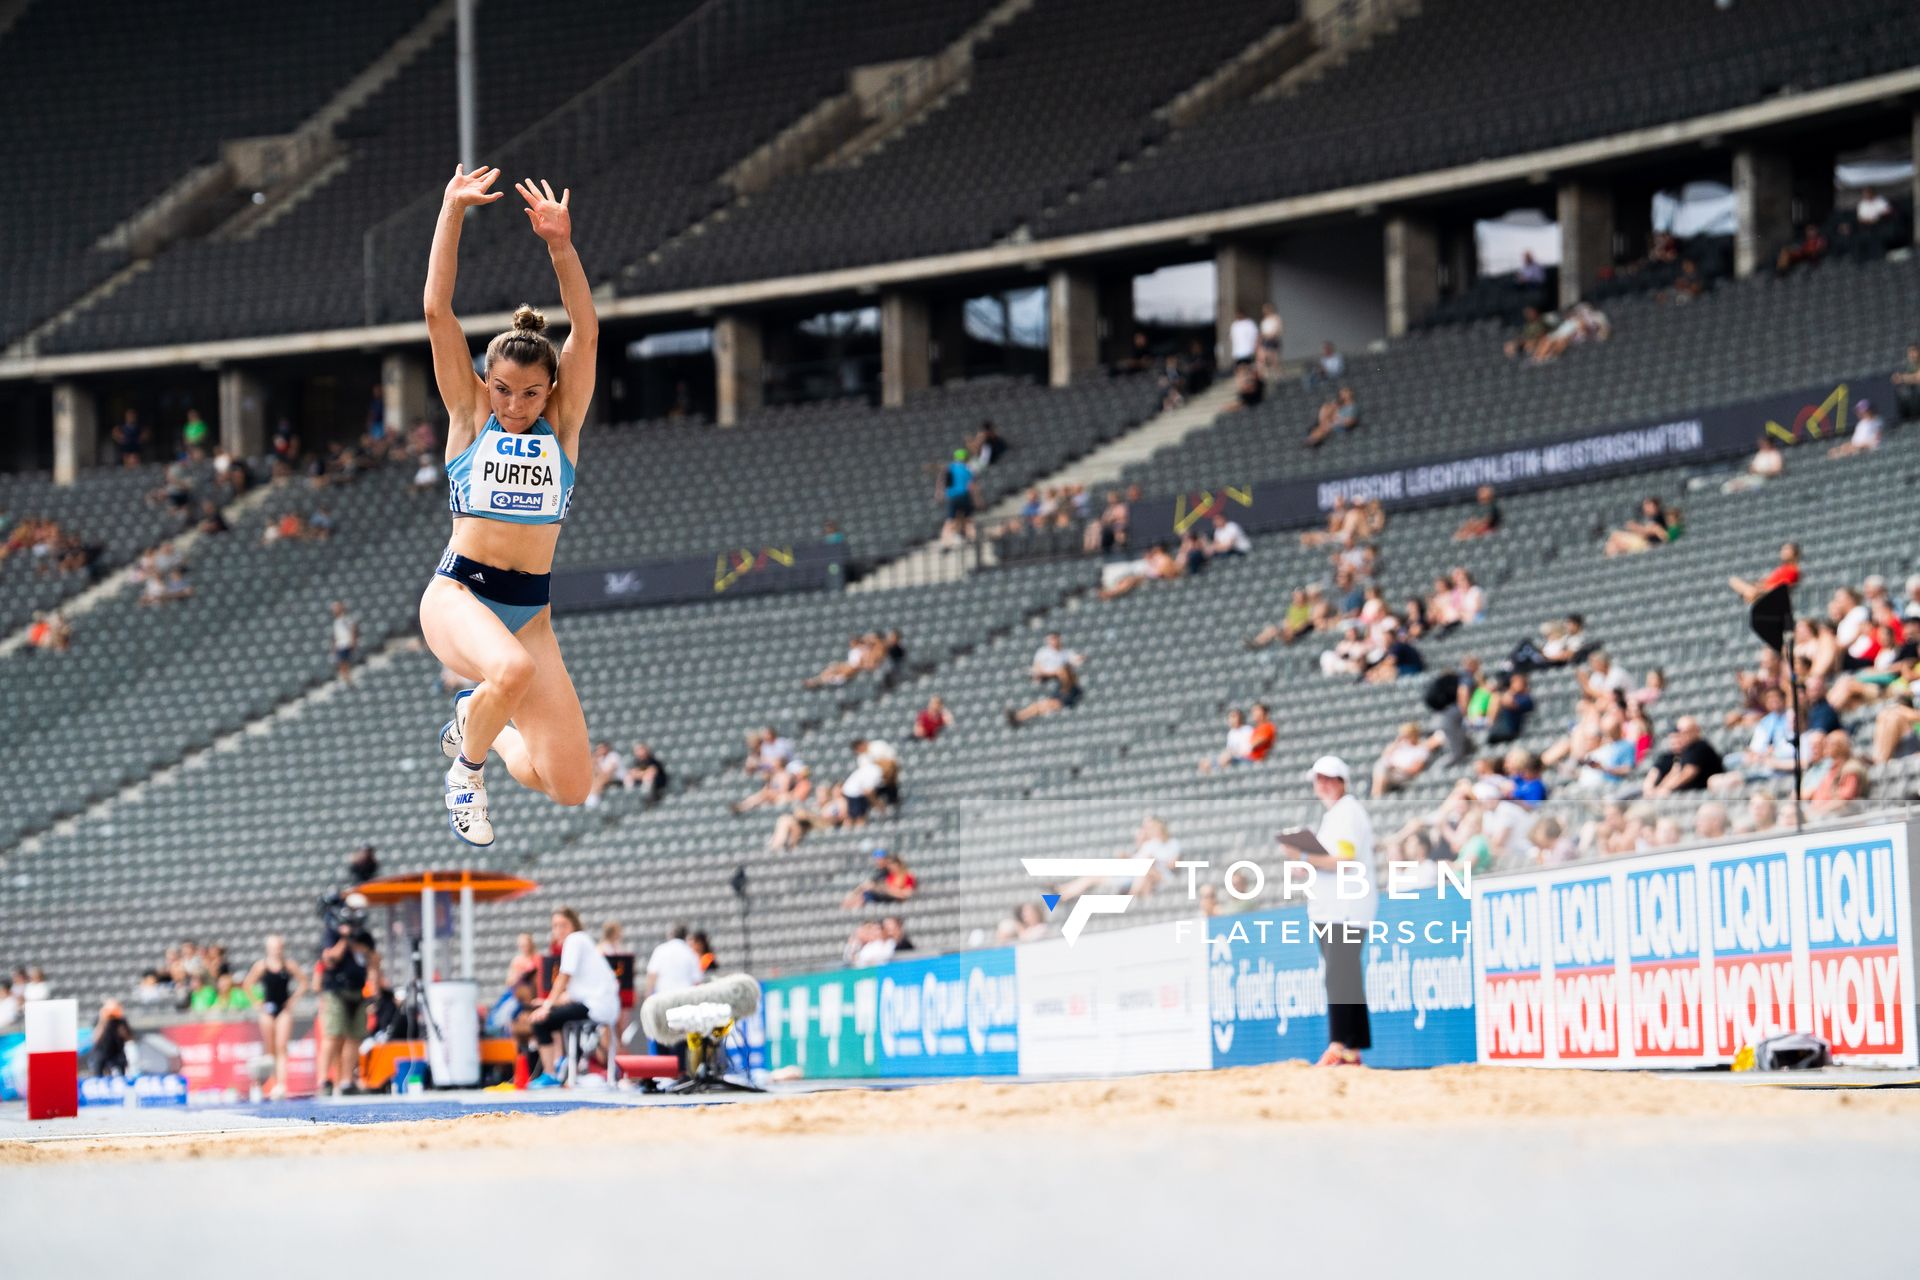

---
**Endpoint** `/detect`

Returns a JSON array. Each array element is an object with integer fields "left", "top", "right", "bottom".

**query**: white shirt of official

[
  {"left": 646, "top": 937, "right": 705, "bottom": 996},
  {"left": 1230, "top": 317, "right": 1259, "bottom": 361},
  {"left": 558, "top": 930, "right": 621, "bottom": 1026},
  {"left": 1309, "top": 792, "right": 1377, "bottom": 924}
]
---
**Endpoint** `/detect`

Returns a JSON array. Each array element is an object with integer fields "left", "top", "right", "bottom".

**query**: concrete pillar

[
  {"left": 1557, "top": 180, "right": 1616, "bottom": 309},
  {"left": 1383, "top": 214, "right": 1439, "bottom": 337},
  {"left": 1047, "top": 269, "right": 1099, "bottom": 388},
  {"left": 1097, "top": 276, "right": 1134, "bottom": 366},
  {"left": 51, "top": 382, "right": 98, "bottom": 486},
  {"left": 1734, "top": 146, "right": 1794, "bottom": 279},
  {"left": 217, "top": 367, "right": 268, "bottom": 459},
  {"left": 1214, "top": 242, "right": 1269, "bottom": 366},
  {"left": 381, "top": 351, "right": 431, "bottom": 436},
  {"left": 713, "top": 313, "right": 764, "bottom": 427},
  {"left": 880, "top": 290, "right": 930, "bottom": 408},
  {"left": 931, "top": 295, "right": 968, "bottom": 383}
]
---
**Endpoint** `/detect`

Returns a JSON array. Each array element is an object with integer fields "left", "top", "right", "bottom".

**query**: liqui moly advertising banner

[{"left": 1472, "top": 821, "right": 1918, "bottom": 1067}]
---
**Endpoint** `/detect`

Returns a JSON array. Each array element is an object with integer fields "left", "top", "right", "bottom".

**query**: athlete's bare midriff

[{"left": 448, "top": 514, "right": 562, "bottom": 575}]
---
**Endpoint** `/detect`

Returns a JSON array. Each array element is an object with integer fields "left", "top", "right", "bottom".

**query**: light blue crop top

[{"left": 446, "top": 417, "right": 575, "bottom": 524}]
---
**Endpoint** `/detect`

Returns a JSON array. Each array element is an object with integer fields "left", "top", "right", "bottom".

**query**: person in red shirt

[
  {"left": 1728, "top": 541, "right": 1800, "bottom": 603},
  {"left": 1247, "top": 702, "right": 1276, "bottom": 761},
  {"left": 912, "top": 695, "right": 953, "bottom": 742}
]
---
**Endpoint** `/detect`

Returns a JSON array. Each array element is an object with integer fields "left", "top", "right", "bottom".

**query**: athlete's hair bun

[{"left": 511, "top": 304, "right": 547, "bottom": 334}]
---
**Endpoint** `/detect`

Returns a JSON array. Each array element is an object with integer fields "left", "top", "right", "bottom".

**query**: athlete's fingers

[
  {"left": 560, "top": 188, "right": 570, "bottom": 207},
  {"left": 515, "top": 180, "right": 536, "bottom": 205},
  {"left": 540, "top": 179, "right": 556, "bottom": 203}
]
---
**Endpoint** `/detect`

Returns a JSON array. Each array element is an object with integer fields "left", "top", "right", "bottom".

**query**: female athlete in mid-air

[{"left": 420, "top": 164, "right": 597, "bottom": 845}]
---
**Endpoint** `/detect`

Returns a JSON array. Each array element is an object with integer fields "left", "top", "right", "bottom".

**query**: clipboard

[{"left": 1275, "top": 826, "right": 1326, "bottom": 856}]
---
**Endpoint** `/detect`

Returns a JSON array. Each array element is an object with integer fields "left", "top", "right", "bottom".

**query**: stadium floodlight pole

[{"left": 456, "top": 0, "right": 478, "bottom": 173}]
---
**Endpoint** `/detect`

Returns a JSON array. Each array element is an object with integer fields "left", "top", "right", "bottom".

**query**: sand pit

[{"left": 7, "top": 1063, "right": 1917, "bottom": 1165}]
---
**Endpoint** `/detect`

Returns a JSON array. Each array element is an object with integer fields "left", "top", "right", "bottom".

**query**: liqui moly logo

[
  {"left": 1549, "top": 877, "right": 1618, "bottom": 1059},
  {"left": 1478, "top": 887, "right": 1545, "bottom": 1060},
  {"left": 1710, "top": 852, "right": 1795, "bottom": 1055},
  {"left": 1626, "top": 866, "right": 1705, "bottom": 1057},
  {"left": 1804, "top": 840, "right": 1906, "bottom": 1056}
]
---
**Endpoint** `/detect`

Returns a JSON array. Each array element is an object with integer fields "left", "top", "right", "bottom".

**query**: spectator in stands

[
  {"left": 1855, "top": 187, "right": 1893, "bottom": 228},
  {"left": 623, "top": 742, "right": 667, "bottom": 802},
  {"left": 767, "top": 779, "right": 849, "bottom": 851},
  {"left": 1805, "top": 733, "right": 1870, "bottom": 817},
  {"left": 1735, "top": 788, "right": 1782, "bottom": 836},
  {"left": 804, "top": 632, "right": 883, "bottom": 688},
  {"left": 328, "top": 601, "right": 358, "bottom": 684},
  {"left": 1302, "top": 340, "right": 1345, "bottom": 391},
  {"left": 1057, "top": 818, "right": 1183, "bottom": 900},
  {"left": 1453, "top": 486, "right": 1502, "bottom": 541},
  {"left": 0, "top": 978, "right": 16, "bottom": 1031},
  {"left": 1200, "top": 709, "right": 1255, "bottom": 774},
  {"left": 1526, "top": 816, "right": 1574, "bottom": 867},
  {"left": 1305, "top": 386, "right": 1359, "bottom": 448},
  {"left": 1531, "top": 302, "right": 1611, "bottom": 363},
  {"left": 746, "top": 726, "right": 795, "bottom": 778},
  {"left": 181, "top": 407, "right": 211, "bottom": 459},
  {"left": 411, "top": 453, "right": 439, "bottom": 492},
  {"left": 841, "top": 849, "right": 917, "bottom": 910},
  {"left": 1158, "top": 352, "right": 1189, "bottom": 410},
  {"left": 969, "top": 420, "right": 1008, "bottom": 467},
  {"left": 1084, "top": 488, "right": 1131, "bottom": 554},
  {"left": 1892, "top": 343, "right": 1920, "bottom": 418},
  {"left": 25, "top": 611, "right": 72, "bottom": 654},
  {"left": 846, "top": 921, "right": 894, "bottom": 968},
  {"left": 1643, "top": 717, "right": 1725, "bottom": 796},
  {"left": 1631, "top": 666, "right": 1667, "bottom": 712},
  {"left": 584, "top": 741, "right": 622, "bottom": 808},
  {"left": 1228, "top": 309, "right": 1258, "bottom": 369},
  {"left": 407, "top": 417, "right": 435, "bottom": 456},
  {"left": 1245, "top": 588, "right": 1316, "bottom": 651},
  {"left": 1504, "top": 306, "right": 1551, "bottom": 360},
  {"left": 1693, "top": 801, "right": 1731, "bottom": 843},
  {"left": 190, "top": 969, "right": 254, "bottom": 1012},
  {"left": 1870, "top": 688, "right": 1920, "bottom": 765},
  {"left": 1516, "top": 251, "right": 1546, "bottom": 286},
  {"left": 1100, "top": 543, "right": 1182, "bottom": 600},
  {"left": 1371, "top": 722, "right": 1435, "bottom": 798},
  {"left": 939, "top": 448, "right": 977, "bottom": 545},
  {"left": 913, "top": 694, "right": 954, "bottom": 741},
  {"left": 881, "top": 916, "right": 914, "bottom": 956},
  {"left": 1737, "top": 687, "right": 1797, "bottom": 780},
  {"left": 147, "top": 458, "right": 194, "bottom": 517},
  {"left": 1728, "top": 540, "right": 1801, "bottom": 605},
  {"left": 1775, "top": 222, "right": 1827, "bottom": 276},
  {"left": 194, "top": 499, "right": 228, "bottom": 536},
  {"left": 841, "top": 739, "right": 891, "bottom": 825},
  {"left": 1720, "top": 435, "right": 1785, "bottom": 494},
  {"left": 1257, "top": 304, "right": 1284, "bottom": 381},
  {"left": 1008, "top": 643, "right": 1084, "bottom": 729},
  {"left": 1222, "top": 363, "right": 1264, "bottom": 413},
  {"left": 1603, "top": 496, "right": 1683, "bottom": 556},
  {"left": 598, "top": 920, "right": 625, "bottom": 958},
  {"left": 1827, "top": 399, "right": 1884, "bottom": 459},
  {"left": 112, "top": 408, "right": 148, "bottom": 467},
  {"left": 1485, "top": 672, "right": 1534, "bottom": 745}
]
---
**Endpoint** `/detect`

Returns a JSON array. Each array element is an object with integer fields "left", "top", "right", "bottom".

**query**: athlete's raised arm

[
  {"left": 425, "top": 164, "right": 504, "bottom": 455},
  {"left": 517, "top": 178, "right": 597, "bottom": 442}
]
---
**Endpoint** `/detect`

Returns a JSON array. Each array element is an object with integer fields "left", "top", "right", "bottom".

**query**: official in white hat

[{"left": 1285, "top": 755, "right": 1376, "bottom": 1065}]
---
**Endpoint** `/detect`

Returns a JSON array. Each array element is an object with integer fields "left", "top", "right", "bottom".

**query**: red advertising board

[{"left": 165, "top": 1020, "right": 320, "bottom": 1095}]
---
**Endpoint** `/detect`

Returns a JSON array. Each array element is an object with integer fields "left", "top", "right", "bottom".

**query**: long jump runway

[{"left": 6, "top": 1066, "right": 1918, "bottom": 1277}]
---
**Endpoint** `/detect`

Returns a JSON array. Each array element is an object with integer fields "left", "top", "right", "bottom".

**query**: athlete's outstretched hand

[
  {"left": 517, "top": 178, "right": 572, "bottom": 245},
  {"left": 444, "top": 164, "right": 504, "bottom": 209}
]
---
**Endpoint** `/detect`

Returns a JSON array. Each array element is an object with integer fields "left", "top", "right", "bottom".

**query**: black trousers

[{"left": 1317, "top": 925, "right": 1373, "bottom": 1051}]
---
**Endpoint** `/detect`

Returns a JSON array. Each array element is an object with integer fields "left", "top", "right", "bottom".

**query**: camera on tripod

[{"left": 318, "top": 890, "right": 370, "bottom": 936}]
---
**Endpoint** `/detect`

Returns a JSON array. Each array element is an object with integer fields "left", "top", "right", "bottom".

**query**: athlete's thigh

[
  {"left": 420, "top": 576, "right": 524, "bottom": 683},
  {"left": 510, "top": 615, "right": 590, "bottom": 781}
]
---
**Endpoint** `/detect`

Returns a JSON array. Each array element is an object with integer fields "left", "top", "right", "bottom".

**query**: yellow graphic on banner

[
  {"left": 1764, "top": 383, "right": 1847, "bottom": 444},
  {"left": 1172, "top": 486, "right": 1253, "bottom": 534},
  {"left": 714, "top": 546, "right": 797, "bottom": 594}
]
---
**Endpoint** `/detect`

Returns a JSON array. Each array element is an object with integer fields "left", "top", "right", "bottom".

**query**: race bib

[{"left": 468, "top": 429, "right": 562, "bottom": 519}]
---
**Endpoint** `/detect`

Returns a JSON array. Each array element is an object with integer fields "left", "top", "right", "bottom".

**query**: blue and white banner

[{"left": 1205, "top": 891, "right": 1477, "bottom": 1070}]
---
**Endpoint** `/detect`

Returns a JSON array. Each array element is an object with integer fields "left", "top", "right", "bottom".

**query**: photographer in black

[{"left": 316, "top": 891, "right": 381, "bottom": 1096}]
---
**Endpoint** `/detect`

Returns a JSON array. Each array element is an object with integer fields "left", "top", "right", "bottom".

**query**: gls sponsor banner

[
  {"left": 1016, "top": 923, "right": 1210, "bottom": 1076},
  {"left": 760, "top": 950, "right": 1019, "bottom": 1080},
  {"left": 1126, "top": 377, "right": 1895, "bottom": 544},
  {"left": 1206, "top": 891, "right": 1475, "bottom": 1070},
  {"left": 1472, "top": 821, "right": 1917, "bottom": 1067},
  {"left": 550, "top": 540, "right": 843, "bottom": 612}
]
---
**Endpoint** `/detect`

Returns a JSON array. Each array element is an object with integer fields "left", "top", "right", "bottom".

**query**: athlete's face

[{"left": 486, "top": 359, "right": 553, "bottom": 431}]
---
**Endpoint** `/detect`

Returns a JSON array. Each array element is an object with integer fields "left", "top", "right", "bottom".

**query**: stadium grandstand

[{"left": 5, "top": 5, "right": 1920, "bottom": 1247}]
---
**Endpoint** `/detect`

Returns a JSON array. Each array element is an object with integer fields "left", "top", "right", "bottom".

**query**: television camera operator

[{"left": 315, "top": 890, "right": 381, "bottom": 1096}]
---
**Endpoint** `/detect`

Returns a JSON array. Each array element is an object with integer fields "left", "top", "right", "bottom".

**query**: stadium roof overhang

[{"left": 4, "top": 65, "right": 1917, "bottom": 383}]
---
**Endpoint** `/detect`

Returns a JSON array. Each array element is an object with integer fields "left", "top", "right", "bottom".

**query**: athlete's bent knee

[
  {"left": 486, "top": 649, "right": 537, "bottom": 698},
  {"left": 550, "top": 776, "right": 592, "bottom": 808}
]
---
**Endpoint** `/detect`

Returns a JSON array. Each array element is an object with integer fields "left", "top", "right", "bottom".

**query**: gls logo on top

[
  {"left": 495, "top": 435, "right": 547, "bottom": 459},
  {"left": 1709, "top": 851, "right": 1794, "bottom": 1055},
  {"left": 1804, "top": 840, "right": 1906, "bottom": 1055},
  {"left": 1625, "top": 865, "right": 1704, "bottom": 1056},
  {"left": 1549, "top": 877, "right": 1617, "bottom": 1059}
]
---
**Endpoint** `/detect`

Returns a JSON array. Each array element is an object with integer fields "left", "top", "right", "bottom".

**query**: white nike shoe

[
  {"left": 445, "top": 763, "right": 494, "bottom": 846},
  {"left": 440, "top": 688, "right": 475, "bottom": 760}
]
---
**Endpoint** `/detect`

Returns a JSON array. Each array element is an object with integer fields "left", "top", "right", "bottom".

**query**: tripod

[
  {"left": 397, "top": 935, "right": 445, "bottom": 1090},
  {"left": 730, "top": 864, "right": 754, "bottom": 974}
]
